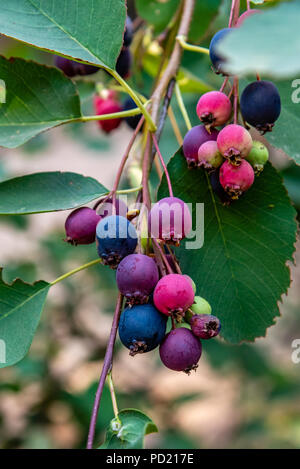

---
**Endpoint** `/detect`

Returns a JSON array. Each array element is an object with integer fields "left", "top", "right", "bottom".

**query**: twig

[
  {"left": 152, "top": 134, "right": 173, "bottom": 197},
  {"left": 168, "top": 106, "right": 183, "bottom": 145},
  {"left": 86, "top": 294, "right": 123, "bottom": 449}
]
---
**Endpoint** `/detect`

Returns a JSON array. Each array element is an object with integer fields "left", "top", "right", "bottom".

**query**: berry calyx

[
  {"left": 159, "top": 328, "right": 202, "bottom": 373},
  {"left": 153, "top": 274, "right": 195, "bottom": 320},
  {"left": 183, "top": 125, "right": 219, "bottom": 168},
  {"left": 240, "top": 81, "right": 281, "bottom": 134},
  {"left": 93, "top": 96, "right": 123, "bottom": 134},
  {"left": 198, "top": 140, "right": 223, "bottom": 170},
  {"left": 96, "top": 215, "right": 137, "bottom": 268},
  {"left": 148, "top": 197, "right": 192, "bottom": 245},
  {"left": 246, "top": 140, "right": 269, "bottom": 175},
  {"left": 116, "top": 254, "right": 159, "bottom": 304},
  {"left": 119, "top": 304, "right": 167, "bottom": 356},
  {"left": 65, "top": 207, "right": 101, "bottom": 245},
  {"left": 190, "top": 296, "right": 212, "bottom": 316},
  {"left": 196, "top": 91, "right": 232, "bottom": 128},
  {"left": 190, "top": 314, "right": 221, "bottom": 340},
  {"left": 209, "top": 28, "right": 231, "bottom": 75},
  {"left": 217, "top": 124, "right": 253, "bottom": 165},
  {"left": 236, "top": 9, "right": 262, "bottom": 27},
  {"left": 54, "top": 56, "right": 98, "bottom": 77},
  {"left": 219, "top": 159, "right": 255, "bottom": 200}
]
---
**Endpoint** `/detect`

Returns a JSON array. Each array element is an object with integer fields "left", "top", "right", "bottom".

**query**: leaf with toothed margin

[
  {"left": 158, "top": 148, "right": 297, "bottom": 343},
  {"left": 0, "top": 0, "right": 126, "bottom": 70},
  {"left": 0, "top": 271, "right": 50, "bottom": 368}
]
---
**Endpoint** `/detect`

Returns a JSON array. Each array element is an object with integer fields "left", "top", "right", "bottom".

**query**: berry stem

[
  {"left": 86, "top": 294, "right": 123, "bottom": 449},
  {"left": 176, "top": 35, "right": 210, "bottom": 55},
  {"left": 50, "top": 259, "right": 102, "bottom": 286},
  {"left": 233, "top": 77, "right": 239, "bottom": 125},
  {"left": 152, "top": 239, "right": 173, "bottom": 275},
  {"left": 152, "top": 133, "right": 174, "bottom": 198},
  {"left": 174, "top": 82, "right": 192, "bottom": 131},
  {"left": 247, "top": 0, "right": 251, "bottom": 10},
  {"left": 110, "top": 69, "right": 157, "bottom": 132},
  {"left": 228, "top": 0, "right": 240, "bottom": 27},
  {"left": 107, "top": 371, "right": 119, "bottom": 420},
  {"left": 220, "top": 77, "right": 229, "bottom": 93},
  {"left": 80, "top": 106, "right": 144, "bottom": 122}
]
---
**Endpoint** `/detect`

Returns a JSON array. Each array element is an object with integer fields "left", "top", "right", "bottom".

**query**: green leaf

[
  {"left": 0, "top": 271, "right": 50, "bottom": 368},
  {"left": 189, "top": 0, "right": 222, "bottom": 43},
  {"left": 0, "top": 56, "right": 81, "bottom": 148},
  {"left": 158, "top": 149, "right": 297, "bottom": 343},
  {"left": 217, "top": 1, "right": 300, "bottom": 78},
  {"left": 0, "top": 0, "right": 126, "bottom": 70},
  {"left": 135, "top": 0, "right": 180, "bottom": 34},
  {"left": 99, "top": 409, "right": 158, "bottom": 449},
  {"left": 0, "top": 172, "right": 108, "bottom": 215}
]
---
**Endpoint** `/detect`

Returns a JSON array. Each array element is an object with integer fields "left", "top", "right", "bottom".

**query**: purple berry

[
  {"left": 190, "top": 314, "right": 221, "bottom": 340},
  {"left": 183, "top": 125, "right": 219, "bottom": 168},
  {"left": 65, "top": 207, "right": 101, "bottom": 245},
  {"left": 116, "top": 47, "right": 132, "bottom": 79},
  {"left": 159, "top": 328, "right": 202, "bottom": 373},
  {"left": 54, "top": 56, "right": 98, "bottom": 77},
  {"left": 148, "top": 197, "right": 192, "bottom": 245},
  {"left": 153, "top": 274, "right": 195, "bottom": 320},
  {"left": 116, "top": 254, "right": 159, "bottom": 304}
]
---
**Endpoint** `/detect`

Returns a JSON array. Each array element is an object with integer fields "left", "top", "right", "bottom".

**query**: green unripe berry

[
  {"left": 191, "top": 296, "right": 212, "bottom": 315},
  {"left": 246, "top": 140, "right": 269, "bottom": 175}
]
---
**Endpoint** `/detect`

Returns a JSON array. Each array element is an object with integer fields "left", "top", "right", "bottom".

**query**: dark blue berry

[
  {"left": 116, "top": 47, "right": 132, "bottom": 79},
  {"left": 123, "top": 97, "right": 143, "bottom": 131},
  {"left": 118, "top": 304, "right": 167, "bottom": 355},
  {"left": 240, "top": 80, "right": 281, "bottom": 133},
  {"left": 54, "top": 56, "right": 98, "bottom": 77},
  {"left": 124, "top": 17, "right": 134, "bottom": 47},
  {"left": 96, "top": 215, "right": 137, "bottom": 268},
  {"left": 209, "top": 28, "right": 231, "bottom": 75},
  {"left": 209, "top": 169, "right": 231, "bottom": 205}
]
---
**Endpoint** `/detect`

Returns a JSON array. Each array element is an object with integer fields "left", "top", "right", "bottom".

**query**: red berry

[
  {"left": 217, "top": 124, "right": 253, "bottom": 165},
  {"left": 93, "top": 96, "right": 123, "bottom": 134},
  {"left": 65, "top": 207, "right": 101, "bottom": 245},
  {"left": 183, "top": 125, "right": 219, "bottom": 168},
  {"left": 148, "top": 197, "right": 192, "bottom": 245},
  {"left": 159, "top": 328, "right": 202, "bottom": 373},
  {"left": 153, "top": 273, "right": 195, "bottom": 319},
  {"left": 196, "top": 91, "right": 232, "bottom": 127},
  {"left": 219, "top": 159, "right": 255, "bottom": 200},
  {"left": 198, "top": 140, "right": 223, "bottom": 170}
]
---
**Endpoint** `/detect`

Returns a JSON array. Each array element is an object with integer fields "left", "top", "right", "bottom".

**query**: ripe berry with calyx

[
  {"left": 219, "top": 159, "right": 255, "bottom": 200},
  {"left": 217, "top": 124, "right": 253, "bottom": 165},
  {"left": 246, "top": 140, "right": 269, "bottom": 175},
  {"left": 196, "top": 91, "right": 232, "bottom": 128},
  {"left": 183, "top": 125, "right": 219, "bottom": 168},
  {"left": 116, "top": 254, "right": 159, "bottom": 304},
  {"left": 154, "top": 273, "right": 195, "bottom": 320},
  {"left": 119, "top": 304, "right": 167, "bottom": 356},
  {"left": 191, "top": 296, "right": 212, "bottom": 316},
  {"left": 159, "top": 328, "right": 202, "bottom": 373},
  {"left": 65, "top": 207, "right": 101, "bottom": 245},
  {"left": 209, "top": 28, "right": 231, "bottom": 75},
  {"left": 190, "top": 314, "right": 221, "bottom": 340},
  {"left": 93, "top": 96, "right": 123, "bottom": 134},
  {"left": 198, "top": 140, "right": 223, "bottom": 170},
  {"left": 148, "top": 197, "right": 192, "bottom": 245},
  {"left": 54, "top": 56, "right": 98, "bottom": 77},
  {"left": 240, "top": 80, "right": 281, "bottom": 133},
  {"left": 96, "top": 215, "right": 137, "bottom": 267},
  {"left": 116, "top": 47, "right": 132, "bottom": 79}
]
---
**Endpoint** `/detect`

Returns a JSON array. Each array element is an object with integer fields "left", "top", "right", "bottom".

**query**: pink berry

[
  {"left": 153, "top": 273, "right": 195, "bottom": 319},
  {"left": 148, "top": 197, "right": 192, "bottom": 245},
  {"left": 219, "top": 159, "right": 255, "bottom": 200},
  {"left": 196, "top": 91, "right": 232, "bottom": 127},
  {"left": 93, "top": 96, "right": 123, "bottom": 134},
  {"left": 236, "top": 9, "right": 262, "bottom": 27},
  {"left": 183, "top": 125, "right": 219, "bottom": 168},
  {"left": 217, "top": 124, "right": 253, "bottom": 165},
  {"left": 159, "top": 328, "right": 202, "bottom": 373},
  {"left": 65, "top": 207, "right": 101, "bottom": 245},
  {"left": 198, "top": 140, "right": 223, "bottom": 170}
]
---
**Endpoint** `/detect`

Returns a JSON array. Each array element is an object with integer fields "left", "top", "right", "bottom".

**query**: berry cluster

[{"left": 64, "top": 194, "right": 221, "bottom": 373}]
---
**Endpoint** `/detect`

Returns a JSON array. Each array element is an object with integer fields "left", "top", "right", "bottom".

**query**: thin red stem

[
  {"left": 219, "top": 77, "right": 229, "bottom": 93},
  {"left": 233, "top": 77, "right": 239, "bottom": 125},
  {"left": 152, "top": 239, "right": 173, "bottom": 275},
  {"left": 247, "top": 0, "right": 251, "bottom": 10},
  {"left": 229, "top": 0, "right": 240, "bottom": 27},
  {"left": 151, "top": 134, "right": 173, "bottom": 197},
  {"left": 86, "top": 294, "right": 123, "bottom": 449}
]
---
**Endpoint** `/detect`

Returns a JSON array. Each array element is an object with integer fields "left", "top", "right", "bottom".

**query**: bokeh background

[{"left": 1, "top": 0, "right": 300, "bottom": 449}]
